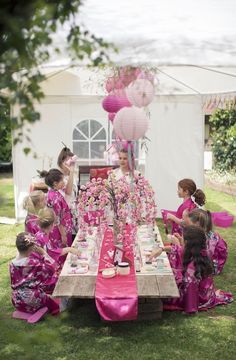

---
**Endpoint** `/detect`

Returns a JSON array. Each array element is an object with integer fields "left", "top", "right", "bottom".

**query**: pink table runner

[{"left": 95, "top": 225, "right": 138, "bottom": 321}]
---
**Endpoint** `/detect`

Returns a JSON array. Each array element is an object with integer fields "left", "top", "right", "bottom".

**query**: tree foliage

[
  {"left": 209, "top": 104, "right": 236, "bottom": 172},
  {"left": 0, "top": 0, "right": 112, "bottom": 148},
  {"left": 0, "top": 97, "right": 11, "bottom": 162}
]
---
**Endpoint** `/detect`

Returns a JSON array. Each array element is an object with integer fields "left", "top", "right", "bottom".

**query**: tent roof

[{"left": 40, "top": 65, "right": 236, "bottom": 97}]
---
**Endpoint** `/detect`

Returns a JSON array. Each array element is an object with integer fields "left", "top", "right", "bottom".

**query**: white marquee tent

[
  {"left": 12, "top": 65, "right": 236, "bottom": 221},
  {"left": 9, "top": 0, "right": 236, "bottom": 220}
]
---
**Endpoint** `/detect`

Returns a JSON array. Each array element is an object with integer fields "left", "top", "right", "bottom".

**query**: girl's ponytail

[
  {"left": 38, "top": 170, "right": 49, "bottom": 179},
  {"left": 193, "top": 189, "right": 206, "bottom": 207}
]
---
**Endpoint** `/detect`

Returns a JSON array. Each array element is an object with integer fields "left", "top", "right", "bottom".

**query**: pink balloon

[
  {"left": 113, "top": 106, "right": 149, "bottom": 140},
  {"left": 126, "top": 79, "right": 155, "bottom": 107},
  {"left": 111, "top": 88, "right": 126, "bottom": 98},
  {"left": 108, "top": 113, "right": 116, "bottom": 122},
  {"left": 114, "top": 78, "right": 125, "bottom": 90}
]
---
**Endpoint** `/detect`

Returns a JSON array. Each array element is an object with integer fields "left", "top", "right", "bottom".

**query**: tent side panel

[{"left": 146, "top": 95, "right": 204, "bottom": 217}]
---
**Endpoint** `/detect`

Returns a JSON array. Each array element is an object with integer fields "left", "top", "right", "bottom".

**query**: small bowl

[{"left": 102, "top": 268, "right": 116, "bottom": 278}]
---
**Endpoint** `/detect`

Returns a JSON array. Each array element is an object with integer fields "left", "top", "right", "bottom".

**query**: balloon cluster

[{"left": 102, "top": 67, "right": 155, "bottom": 141}]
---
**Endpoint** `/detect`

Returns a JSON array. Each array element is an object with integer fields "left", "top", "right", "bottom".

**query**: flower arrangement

[{"left": 77, "top": 172, "right": 157, "bottom": 230}]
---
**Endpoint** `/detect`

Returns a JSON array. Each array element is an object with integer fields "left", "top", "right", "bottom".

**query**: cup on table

[
  {"left": 70, "top": 253, "right": 78, "bottom": 267},
  {"left": 156, "top": 258, "right": 164, "bottom": 268}
]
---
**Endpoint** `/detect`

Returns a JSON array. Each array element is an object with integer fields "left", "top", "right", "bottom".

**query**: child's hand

[
  {"left": 69, "top": 247, "right": 81, "bottom": 256},
  {"left": 166, "top": 213, "right": 173, "bottom": 221},
  {"left": 167, "top": 234, "right": 180, "bottom": 245},
  {"left": 61, "top": 233, "right": 67, "bottom": 246},
  {"left": 173, "top": 232, "right": 184, "bottom": 246},
  {"left": 148, "top": 247, "right": 163, "bottom": 261}
]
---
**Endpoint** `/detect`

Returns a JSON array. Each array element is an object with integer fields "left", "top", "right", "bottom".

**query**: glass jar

[{"left": 117, "top": 262, "right": 130, "bottom": 275}]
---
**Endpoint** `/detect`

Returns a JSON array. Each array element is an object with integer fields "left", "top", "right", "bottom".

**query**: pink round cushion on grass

[{"left": 213, "top": 214, "right": 234, "bottom": 228}]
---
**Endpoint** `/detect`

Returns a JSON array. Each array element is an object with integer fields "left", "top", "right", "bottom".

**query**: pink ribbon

[{"left": 95, "top": 225, "right": 138, "bottom": 321}]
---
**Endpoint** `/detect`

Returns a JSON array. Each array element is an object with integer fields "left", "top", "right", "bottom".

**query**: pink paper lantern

[
  {"left": 137, "top": 71, "right": 155, "bottom": 83},
  {"left": 108, "top": 113, "right": 116, "bottom": 122},
  {"left": 113, "top": 106, "right": 149, "bottom": 140},
  {"left": 105, "top": 77, "right": 117, "bottom": 93},
  {"left": 111, "top": 88, "right": 127, "bottom": 98},
  {"left": 118, "top": 96, "right": 131, "bottom": 108},
  {"left": 102, "top": 95, "right": 131, "bottom": 113},
  {"left": 105, "top": 76, "right": 125, "bottom": 93},
  {"left": 102, "top": 95, "right": 123, "bottom": 113},
  {"left": 114, "top": 78, "right": 125, "bottom": 90},
  {"left": 126, "top": 79, "right": 155, "bottom": 107},
  {"left": 134, "top": 68, "right": 142, "bottom": 78},
  {"left": 119, "top": 67, "right": 139, "bottom": 87}
]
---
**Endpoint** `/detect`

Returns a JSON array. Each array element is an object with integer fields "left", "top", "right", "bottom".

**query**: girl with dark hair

[
  {"left": 149, "top": 225, "right": 233, "bottom": 313},
  {"left": 39, "top": 169, "right": 73, "bottom": 247},
  {"left": 187, "top": 208, "right": 228, "bottom": 275},
  {"left": 57, "top": 146, "right": 77, "bottom": 203},
  {"left": 57, "top": 146, "right": 79, "bottom": 235},
  {"left": 57, "top": 146, "right": 74, "bottom": 170},
  {"left": 110, "top": 145, "right": 140, "bottom": 182},
  {"left": 166, "top": 178, "right": 206, "bottom": 235},
  {"left": 10, "top": 232, "right": 60, "bottom": 315}
]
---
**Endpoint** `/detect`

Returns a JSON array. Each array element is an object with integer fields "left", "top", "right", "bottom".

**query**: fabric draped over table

[{"left": 95, "top": 225, "right": 138, "bottom": 321}]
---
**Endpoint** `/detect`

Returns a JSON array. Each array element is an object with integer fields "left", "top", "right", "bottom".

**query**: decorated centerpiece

[{"left": 77, "top": 173, "right": 157, "bottom": 244}]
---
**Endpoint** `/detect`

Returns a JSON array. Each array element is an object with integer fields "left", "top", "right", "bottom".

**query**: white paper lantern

[
  {"left": 113, "top": 106, "right": 149, "bottom": 140},
  {"left": 126, "top": 79, "right": 155, "bottom": 107}
]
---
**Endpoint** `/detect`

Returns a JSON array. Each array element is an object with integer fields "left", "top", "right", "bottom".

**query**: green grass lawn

[
  {"left": 0, "top": 175, "right": 235, "bottom": 360},
  {"left": 0, "top": 172, "right": 15, "bottom": 218}
]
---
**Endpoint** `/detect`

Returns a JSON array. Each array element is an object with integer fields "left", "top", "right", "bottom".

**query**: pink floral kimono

[
  {"left": 47, "top": 189, "right": 73, "bottom": 246},
  {"left": 10, "top": 252, "right": 59, "bottom": 314},
  {"left": 165, "top": 245, "right": 233, "bottom": 313},
  {"left": 25, "top": 214, "right": 40, "bottom": 235},
  {"left": 207, "top": 231, "right": 228, "bottom": 275},
  {"left": 35, "top": 230, "right": 65, "bottom": 268},
  {"left": 172, "top": 198, "right": 196, "bottom": 235}
]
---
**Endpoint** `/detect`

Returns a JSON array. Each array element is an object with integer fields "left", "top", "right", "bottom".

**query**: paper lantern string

[{"left": 127, "top": 141, "right": 134, "bottom": 174}]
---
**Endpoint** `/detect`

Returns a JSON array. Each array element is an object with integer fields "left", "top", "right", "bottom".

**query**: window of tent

[
  {"left": 72, "top": 119, "right": 146, "bottom": 175},
  {"left": 73, "top": 119, "right": 107, "bottom": 165}
]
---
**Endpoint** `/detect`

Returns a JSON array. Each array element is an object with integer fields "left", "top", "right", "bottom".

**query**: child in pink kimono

[
  {"left": 187, "top": 209, "right": 228, "bottom": 275},
  {"left": 35, "top": 208, "right": 80, "bottom": 268},
  {"left": 166, "top": 178, "right": 206, "bottom": 235},
  {"left": 57, "top": 146, "right": 78, "bottom": 238},
  {"left": 10, "top": 232, "right": 60, "bottom": 315},
  {"left": 40, "top": 169, "right": 73, "bottom": 247},
  {"left": 23, "top": 190, "right": 46, "bottom": 235},
  {"left": 149, "top": 225, "right": 233, "bottom": 314}
]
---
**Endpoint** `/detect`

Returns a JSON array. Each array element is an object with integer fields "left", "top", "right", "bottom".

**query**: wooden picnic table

[{"left": 53, "top": 225, "right": 179, "bottom": 320}]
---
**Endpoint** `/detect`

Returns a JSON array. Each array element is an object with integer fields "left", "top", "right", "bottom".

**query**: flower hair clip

[
  {"left": 24, "top": 234, "right": 36, "bottom": 244},
  {"left": 191, "top": 190, "right": 202, "bottom": 209},
  {"left": 200, "top": 249, "right": 208, "bottom": 257}
]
